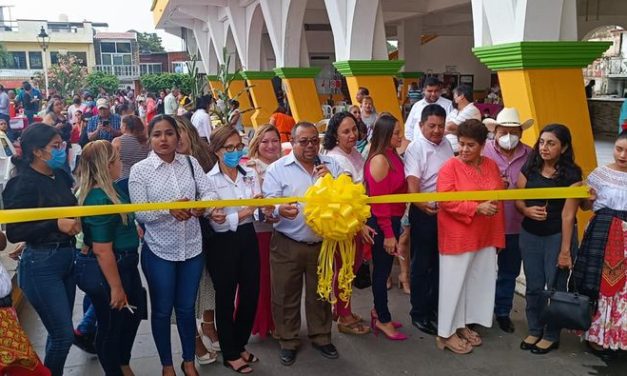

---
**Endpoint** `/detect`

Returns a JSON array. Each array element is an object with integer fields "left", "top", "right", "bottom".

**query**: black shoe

[
  {"left": 530, "top": 341, "right": 560, "bottom": 354},
  {"left": 73, "top": 331, "right": 96, "bottom": 354},
  {"left": 496, "top": 316, "right": 515, "bottom": 333},
  {"left": 312, "top": 343, "right": 339, "bottom": 359},
  {"left": 279, "top": 349, "right": 296, "bottom": 366},
  {"left": 412, "top": 319, "right": 437, "bottom": 336},
  {"left": 520, "top": 336, "right": 541, "bottom": 350}
]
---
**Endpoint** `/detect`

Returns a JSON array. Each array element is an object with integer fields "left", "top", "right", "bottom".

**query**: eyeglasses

[
  {"left": 295, "top": 138, "right": 320, "bottom": 147},
  {"left": 222, "top": 143, "right": 245, "bottom": 152}
]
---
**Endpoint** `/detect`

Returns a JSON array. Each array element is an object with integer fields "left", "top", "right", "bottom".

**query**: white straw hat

[{"left": 483, "top": 107, "right": 534, "bottom": 132}]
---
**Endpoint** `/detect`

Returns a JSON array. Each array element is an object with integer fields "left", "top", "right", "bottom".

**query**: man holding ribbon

[{"left": 262, "top": 122, "right": 343, "bottom": 367}]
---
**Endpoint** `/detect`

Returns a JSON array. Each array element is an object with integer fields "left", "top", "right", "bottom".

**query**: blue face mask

[
  {"left": 223, "top": 150, "right": 244, "bottom": 168},
  {"left": 46, "top": 147, "right": 67, "bottom": 169}
]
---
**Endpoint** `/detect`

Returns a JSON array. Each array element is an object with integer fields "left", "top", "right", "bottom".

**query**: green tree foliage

[
  {"left": 0, "top": 44, "right": 11, "bottom": 68},
  {"left": 86, "top": 71, "right": 120, "bottom": 95},
  {"left": 32, "top": 54, "right": 88, "bottom": 97},
  {"left": 140, "top": 73, "right": 193, "bottom": 94},
  {"left": 137, "top": 32, "right": 165, "bottom": 53}
]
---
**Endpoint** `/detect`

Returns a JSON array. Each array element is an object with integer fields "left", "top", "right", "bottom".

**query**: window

[
  {"left": 50, "top": 51, "right": 60, "bottom": 65},
  {"left": 172, "top": 62, "right": 188, "bottom": 74},
  {"left": 70, "top": 52, "right": 87, "bottom": 66},
  {"left": 28, "top": 51, "right": 43, "bottom": 69},
  {"left": 100, "top": 42, "right": 116, "bottom": 53},
  {"left": 102, "top": 54, "right": 112, "bottom": 65},
  {"left": 8, "top": 52, "right": 27, "bottom": 69},
  {"left": 140, "top": 63, "right": 162, "bottom": 75},
  {"left": 116, "top": 42, "right": 131, "bottom": 53}
]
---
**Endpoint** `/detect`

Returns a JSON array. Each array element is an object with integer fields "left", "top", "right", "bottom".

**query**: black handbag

[
  {"left": 353, "top": 261, "right": 372, "bottom": 289},
  {"left": 540, "top": 268, "right": 593, "bottom": 331}
]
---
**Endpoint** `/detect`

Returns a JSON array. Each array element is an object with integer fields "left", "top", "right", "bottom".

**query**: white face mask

[{"left": 497, "top": 133, "right": 520, "bottom": 150}]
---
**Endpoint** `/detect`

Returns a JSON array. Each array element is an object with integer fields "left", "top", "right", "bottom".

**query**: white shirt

[
  {"left": 263, "top": 152, "right": 344, "bottom": 243},
  {"left": 206, "top": 163, "right": 260, "bottom": 232},
  {"left": 325, "top": 146, "right": 365, "bottom": 183},
  {"left": 404, "top": 132, "right": 454, "bottom": 193},
  {"left": 164, "top": 93, "right": 178, "bottom": 115},
  {"left": 405, "top": 97, "right": 453, "bottom": 142},
  {"left": 191, "top": 109, "right": 212, "bottom": 140},
  {"left": 446, "top": 103, "right": 481, "bottom": 125},
  {"left": 0, "top": 263, "right": 11, "bottom": 299},
  {"left": 129, "top": 152, "right": 217, "bottom": 261}
]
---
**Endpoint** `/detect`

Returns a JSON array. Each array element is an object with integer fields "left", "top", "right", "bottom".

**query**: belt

[
  {"left": 277, "top": 231, "right": 321, "bottom": 246},
  {"left": 28, "top": 240, "right": 76, "bottom": 250}
]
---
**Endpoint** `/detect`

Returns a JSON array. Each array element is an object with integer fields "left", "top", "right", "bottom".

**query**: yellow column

[
  {"left": 473, "top": 41, "right": 612, "bottom": 237},
  {"left": 334, "top": 60, "right": 405, "bottom": 126},
  {"left": 227, "top": 75, "right": 254, "bottom": 127},
  {"left": 274, "top": 67, "right": 323, "bottom": 123},
  {"left": 241, "top": 71, "right": 278, "bottom": 128},
  {"left": 207, "top": 75, "right": 223, "bottom": 99}
]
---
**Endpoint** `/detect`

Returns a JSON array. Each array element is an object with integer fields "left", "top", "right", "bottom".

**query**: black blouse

[{"left": 2, "top": 167, "right": 77, "bottom": 244}]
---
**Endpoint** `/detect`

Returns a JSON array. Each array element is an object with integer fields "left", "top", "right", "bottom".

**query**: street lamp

[{"left": 36, "top": 26, "right": 50, "bottom": 97}]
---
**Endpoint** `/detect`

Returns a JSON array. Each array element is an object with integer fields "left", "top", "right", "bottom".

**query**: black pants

[
  {"left": 75, "top": 251, "right": 143, "bottom": 376},
  {"left": 370, "top": 215, "right": 402, "bottom": 324},
  {"left": 408, "top": 205, "right": 439, "bottom": 322},
  {"left": 207, "top": 223, "right": 260, "bottom": 361}
]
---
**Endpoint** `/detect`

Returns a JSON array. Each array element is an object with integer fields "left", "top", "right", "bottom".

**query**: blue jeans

[
  {"left": 369, "top": 215, "right": 402, "bottom": 323},
  {"left": 141, "top": 243, "right": 204, "bottom": 365},
  {"left": 520, "top": 229, "right": 575, "bottom": 342},
  {"left": 18, "top": 245, "right": 76, "bottom": 376},
  {"left": 75, "top": 251, "right": 143, "bottom": 375},
  {"left": 77, "top": 297, "right": 97, "bottom": 335},
  {"left": 494, "top": 234, "right": 522, "bottom": 318}
]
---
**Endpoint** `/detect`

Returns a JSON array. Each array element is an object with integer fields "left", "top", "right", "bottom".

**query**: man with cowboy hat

[{"left": 482, "top": 107, "right": 534, "bottom": 333}]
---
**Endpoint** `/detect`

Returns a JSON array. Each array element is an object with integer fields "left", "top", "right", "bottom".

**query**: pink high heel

[
  {"left": 370, "top": 309, "right": 403, "bottom": 329},
  {"left": 370, "top": 315, "right": 408, "bottom": 341}
]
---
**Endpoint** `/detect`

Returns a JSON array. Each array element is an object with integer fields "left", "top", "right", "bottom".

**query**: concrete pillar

[
  {"left": 397, "top": 72, "right": 423, "bottom": 105},
  {"left": 472, "top": 0, "right": 610, "bottom": 236}
]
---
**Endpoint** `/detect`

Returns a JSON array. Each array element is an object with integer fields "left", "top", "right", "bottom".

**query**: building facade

[{"left": 139, "top": 50, "right": 190, "bottom": 75}]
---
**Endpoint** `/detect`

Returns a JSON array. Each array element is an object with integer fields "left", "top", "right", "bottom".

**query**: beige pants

[
  {"left": 270, "top": 231, "right": 332, "bottom": 350},
  {"left": 438, "top": 246, "right": 497, "bottom": 338}
]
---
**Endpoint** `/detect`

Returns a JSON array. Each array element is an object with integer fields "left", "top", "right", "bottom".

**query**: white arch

[{"left": 246, "top": 3, "right": 265, "bottom": 71}]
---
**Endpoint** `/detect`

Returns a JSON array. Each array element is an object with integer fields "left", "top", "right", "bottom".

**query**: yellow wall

[
  {"left": 345, "top": 75, "right": 403, "bottom": 126},
  {"left": 3, "top": 41, "right": 97, "bottom": 70}
]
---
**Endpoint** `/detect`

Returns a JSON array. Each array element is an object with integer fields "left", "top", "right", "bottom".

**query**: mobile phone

[{"left": 102, "top": 120, "right": 110, "bottom": 127}]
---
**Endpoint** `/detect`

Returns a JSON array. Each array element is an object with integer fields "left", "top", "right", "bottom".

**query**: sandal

[
  {"left": 241, "top": 352, "right": 259, "bottom": 363},
  {"left": 436, "top": 334, "right": 473, "bottom": 354},
  {"left": 198, "top": 321, "right": 221, "bottom": 352},
  {"left": 338, "top": 316, "right": 371, "bottom": 335},
  {"left": 223, "top": 360, "right": 253, "bottom": 374},
  {"left": 457, "top": 327, "right": 482, "bottom": 347}
]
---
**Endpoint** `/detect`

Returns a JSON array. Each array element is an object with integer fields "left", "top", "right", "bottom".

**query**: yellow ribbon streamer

[{"left": 0, "top": 186, "right": 589, "bottom": 225}]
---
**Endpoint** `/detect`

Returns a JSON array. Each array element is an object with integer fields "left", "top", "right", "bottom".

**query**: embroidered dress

[{"left": 580, "top": 166, "right": 627, "bottom": 350}]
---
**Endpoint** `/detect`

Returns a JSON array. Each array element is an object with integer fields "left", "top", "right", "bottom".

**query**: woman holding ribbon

[
  {"left": 75, "top": 140, "right": 143, "bottom": 375},
  {"left": 516, "top": 123, "right": 582, "bottom": 354},
  {"left": 322, "top": 111, "right": 370, "bottom": 335},
  {"left": 2, "top": 124, "right": 80, "bottom": 376},
  {"left": 436, "top": 119, "right": 505, "bottom": 354},
  {"left": 129, "top": 115, "right": 219, "bottom": 376},
  {"left": 206, "top": 126, "right": 261, "bottom": 374},
  {"left": 364, "top": 113, "right": 409, "bottom": 341}
]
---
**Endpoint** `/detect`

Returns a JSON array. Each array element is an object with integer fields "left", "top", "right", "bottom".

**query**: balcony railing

[{"left": 94, "top": 65, "right": 140, "bottom": 80}]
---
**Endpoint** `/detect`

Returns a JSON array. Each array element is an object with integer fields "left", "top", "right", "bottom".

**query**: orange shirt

[
  {"left": 271, "top": 113, "right": 296, "bottom": 142},
  {"left": 436, "top": 156, "right": 505, "bottom": 255}
]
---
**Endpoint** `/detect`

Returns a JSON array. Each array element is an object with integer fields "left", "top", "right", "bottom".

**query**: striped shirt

[{"left": 119, "top": 134, "right": 150, "bottom": 180}]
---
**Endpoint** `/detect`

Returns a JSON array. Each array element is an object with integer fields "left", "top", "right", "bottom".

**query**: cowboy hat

[{"left": 483, "top": 107, "right": 534, "bottom": 132}]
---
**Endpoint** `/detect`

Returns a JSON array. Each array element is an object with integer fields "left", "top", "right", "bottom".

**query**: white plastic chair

[{"left": 321, "top": 105, "right": 333, "bottom": 119}]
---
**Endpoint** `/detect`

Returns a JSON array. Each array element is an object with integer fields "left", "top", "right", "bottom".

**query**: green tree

[
  {"left": 32, "top": 54, "right": 88, "bottom": 97},
  {"left": 86, "top": 71, "right": 120, "bottom": 95},
  {"left": 0, "top": 44, "right": 12, "bottom": 68},
  {"left": 140, "top": 73, "right": 192, "bottom": 94},
  {"left": 136, "top": 32, "right": 165, "bottom": 53}
]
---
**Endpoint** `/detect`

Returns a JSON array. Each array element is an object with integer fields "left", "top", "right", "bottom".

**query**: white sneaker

[
  {"left": 197, "top": 320, "right": 221, "bottom": 352},
  {"left": 195, "top": 351, "right": 218, "bottom": 365}
]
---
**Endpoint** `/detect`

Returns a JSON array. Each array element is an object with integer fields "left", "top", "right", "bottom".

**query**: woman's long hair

[
  {"left": 174, "top": 115, "right": 212, "bottom": 173},
  {"left": 77, "top": 140, "right": 128, "bottom": 224},
  {"left": 11, "top": 123, "right": 59, "bottom": 174},
  {"left": 522, "top": 123, "right": 582, "bottom": 184},
  {"left": 122, "top": 115, "right": 147, "bottom": 144},
  {"left": 207, "top": 126, "right": 241, "bottom": 170},
  {"left": 366, "top": 113, "right": 398, "bottom": 166},
  {"left": 248, "top": 124, "right": 281, "bottom": 160}
]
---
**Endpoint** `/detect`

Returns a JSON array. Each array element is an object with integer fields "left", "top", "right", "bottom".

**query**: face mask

[
  {"left": 223, "top": 150, "right": 243, "bottom": 168},
  {"left": 497, "top": 133, "right": 520, "bottom": 150},
  {"left": 45, "top": 148, "right": 67, "bottom": 169}
]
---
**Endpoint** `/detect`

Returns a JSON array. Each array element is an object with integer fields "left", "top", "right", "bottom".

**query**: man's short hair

[
  {"left": 420, "top": 104, "right": 447, "bottom": 124},
  {"left": 453, "top": 84, "right": 473, "bottom": 102},
  {"left": 424, "top": 77, "right": 441, "bottom": 88},
  {"left": 291, "top": 121, "right": 318, "bottom": 141}
]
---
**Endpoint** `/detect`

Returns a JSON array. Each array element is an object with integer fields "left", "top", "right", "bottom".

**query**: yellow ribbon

[{"left": 0, "top": 186, "right": 589, "bottom": 225}]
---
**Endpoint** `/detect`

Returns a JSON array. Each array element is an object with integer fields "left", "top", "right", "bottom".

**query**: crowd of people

[{"left": 0, "top": 76, "right": 626, "bottom": 376}]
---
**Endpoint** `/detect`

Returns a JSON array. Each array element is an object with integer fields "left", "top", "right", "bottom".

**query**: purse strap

[
  {"left": 186, "top": 155, "right": 199, "bottom": 200},
  {"left": 549, "top": 267, "right": 579, "bottom": 294}
]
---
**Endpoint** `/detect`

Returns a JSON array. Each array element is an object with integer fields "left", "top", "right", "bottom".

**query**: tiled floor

[{"left": 14, "top": 138, "right": 627, "bottom": 376}]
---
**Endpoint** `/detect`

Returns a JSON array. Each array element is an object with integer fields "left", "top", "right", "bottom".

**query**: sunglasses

[{"left": 295, "top": 137, "right": 320, "bottom": 147}]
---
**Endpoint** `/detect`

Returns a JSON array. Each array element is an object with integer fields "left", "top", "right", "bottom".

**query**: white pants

[{"left": 438, "top": 246, "right": 497, "bottom": 338}]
